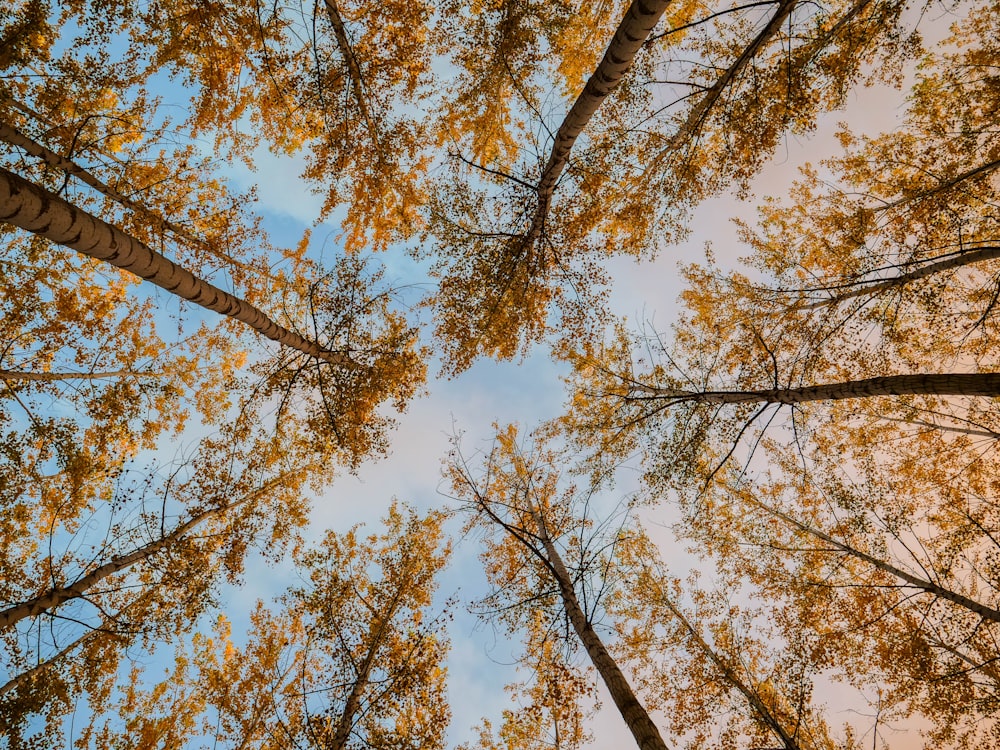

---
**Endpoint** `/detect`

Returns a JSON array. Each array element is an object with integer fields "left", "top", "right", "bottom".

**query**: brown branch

[{"left": 630, "top": 372, "right": 1000, "bottom": 405}]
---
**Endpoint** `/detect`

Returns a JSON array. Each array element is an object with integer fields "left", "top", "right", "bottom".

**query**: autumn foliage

[{"left": 2, "top": 0, "right": 1000, "bottom": 748}]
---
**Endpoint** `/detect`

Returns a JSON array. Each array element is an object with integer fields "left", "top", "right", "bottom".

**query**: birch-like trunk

[
  {"left": 322, "top": 0, "right": 382, "bottom": 157},
  {"left": 531, "top": 506, "right": 670, "bottom": 750},
  {"left": 329, "top": 586, "right": 406, "bottom": 749},
  {"left": 633, "top": 372, "right": 1000, "bottom": 405},
  {"left": 0, "top": 167, "right": 354, "bottom": 367},
  {"left": 0, "top": 369, "right": 162, "bottom": 382},
  {"left": 0, "top": 509, "right": 218, "bottom": 629},
  {"left": 523, "top": 0, "right": 670, "bottom": 247},
  {"left": 0, "top": 122, "right": 266, "bottom": 279},
  {"left": 667, "top": 0, "right": 797, "bottom": 146}
]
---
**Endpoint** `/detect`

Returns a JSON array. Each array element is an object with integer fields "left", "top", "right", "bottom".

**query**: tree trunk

[
  {"left": 0, "top": 470, "right": 304, "bottom": 629},
  {"left": 322, "top": 0, "right": 382, "bottom": 158},
  {"left": 634, "top": 372, "right": 1000, "bottom": 405},
  {"left": 649, "top": 578, "right": 800, "bottom": 750},
  {"left": 523, "top": 0, "right": 670, "bottom": 248},
  {"left": 330, "top": 586, "right": 406, "bottom": 749},
  {"left": 0, "top": 167, "right": 355, "bottom": 367},
  {"left": 667, "top": 0, "right": 797, "bottom": 146},
  {"left": 0, "top": 369, "right": 162, "bottom": 382},
  {"left": 800, "top": 245, "right": 1000, "bottom": 310},
  {"left": 0, "top": 122, "right": 267, "bottom": 279},
  {"left": 531, "top": 505, "right": 670, "bottom": 750},
  {"left": 0, "top": 603, "right": 132, "bottom": 697}
]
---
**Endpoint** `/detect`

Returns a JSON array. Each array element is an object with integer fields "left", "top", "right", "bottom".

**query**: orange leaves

[{"left": 99, "top": 504, "right": 453, "bottom": 750}]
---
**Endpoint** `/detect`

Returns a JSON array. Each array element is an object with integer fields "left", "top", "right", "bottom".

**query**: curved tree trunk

[
  {"left": 0, "top": 167, "right": 354, "bottom": 367},
  {"left": 633, "top": 372, "right": 1000, "bottom": 405},
  {"left": 663, "top": 0, "right": 797, "bottom": 150},
  {"left": 0, "top": 369, "right": 162, "bottom": 382},
  {"left": 322, "top": 0, "right": 382, "bottom": 159},
  {"left": 0, "top": 122, "right": 269, "bottom": 280},
  {"left": 330, "top": 586, "right": 406, "bottom": 749}
]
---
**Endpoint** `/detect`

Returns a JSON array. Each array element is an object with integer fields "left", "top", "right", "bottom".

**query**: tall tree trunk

[
  {"left": 330, "top": 585, "right": 406, "bottom": 749},
  {"left": 322, "top": 0, "right": 382, "bottom": 159},
  {"left": 0, "top": 122, "right": 268, "bottom": 279},
  {"left": 667, "top": 0, "right": 797, "bottom": 147},
  {"left": 531, "top": 505, "right": 670, "bottom": 750},
  {"left": 0, "top": 369, "right": 162, "bottom": 382},
  {"left": 0, "top": 596, "right": 141, "bottom": 698},
  {"left": 0, "top": 167, "right": 354, "bottom": 367},
  {"left": 632, "top": 372, "right": 1000, "bottom": 405},
  {"left": 0, "top": 470, "right": 305, "bottom": 629},
  {"left": 523, "top": 0, "right": 671, "bottom": 248}
]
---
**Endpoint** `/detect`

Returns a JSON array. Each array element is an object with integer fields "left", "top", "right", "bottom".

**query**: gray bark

[
  {"left": 531, "top": 506, "right": 670, "bottom": 750},
  {"left": 523, "top": 0, "right": 671, "bottom": 248},
  {"left": 322, "top": 0, "right": 382, "bottom": 157},
  {"left": 0, "top": 470, "right": 306, "bottom": 629},
  {"left": 652, "top": 584, "right": 800, "bottom": 749},
  {"left": 800, "top": 246, "right": 1000, "bottom": 310},
  {"left": 0, "top": 122, "right": 272, "bottom": 280},
  {"left": 0, "top": 369, "right": 162, "bottom": 382}
]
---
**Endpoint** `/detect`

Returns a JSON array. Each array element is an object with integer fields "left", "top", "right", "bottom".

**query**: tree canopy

[{"left": 2, "top": 0, "right": 999, "bottom": 747}]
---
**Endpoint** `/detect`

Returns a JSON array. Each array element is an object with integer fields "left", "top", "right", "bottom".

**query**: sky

[
  {"left": 207, "top": 51, "right": 927, "bottom": 746},
  {"left": 5, "top": 2, "right": 970, "bottom": 746}
]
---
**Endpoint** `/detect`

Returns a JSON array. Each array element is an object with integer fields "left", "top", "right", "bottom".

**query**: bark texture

[
  {"left": 0, "top": 167, "right": 354, "bottom": 367},
  {"left": 634, "top": 372, "right": 1000, "bottom": 405},
  {"left": 524, "top": 0, "right": 671, "bottom": 247},
  {"left": 330, "top": 588, "right": 404, "bottom": 749},
  {"left": 322, "top": 0, "right": 381, "bottom": 154},
  {"left": 0, "top": 369, "right": 161, "bottom": 382},
  {"left": 0, "top": 470, "right": 306, "bottom": 629},
  {"left": 0, "top": 507, "right": 220, "bottom": 629}
]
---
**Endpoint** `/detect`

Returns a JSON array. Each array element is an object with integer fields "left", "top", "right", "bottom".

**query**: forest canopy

[{"left": 2, "top": 0, "right": 1000, "bottom": 748}]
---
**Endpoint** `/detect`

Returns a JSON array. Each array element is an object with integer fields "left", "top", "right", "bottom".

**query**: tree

[
  {"left": 78, "top": 503, "right": 452, "bottom": 750},
  {"left": 427, "top": 0, "right": 922, "bottom": 371},
  {"left": 612, "top": 532, "right": 844, "bottom": 750},
  {"left": 449, "top": 425, "right": 669, "bottom": 750},
  {"left": 6, "top": 0, "right": 999, "bottom": 747},
  {"left": 0, "top": 418, "right": 326, "bottom": 744},
  {"left": 0, "top": 165, "right": 355, "bottom": 365},
  {"left": 540, "top": 4, "right": 1000, "bottom": 745}
]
